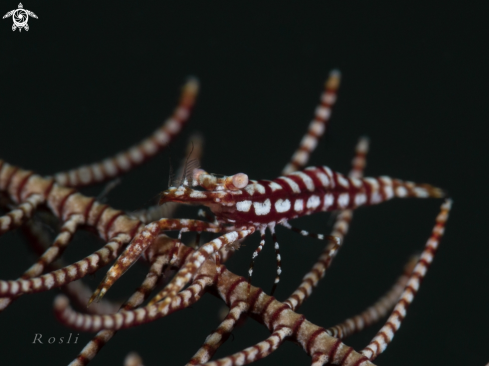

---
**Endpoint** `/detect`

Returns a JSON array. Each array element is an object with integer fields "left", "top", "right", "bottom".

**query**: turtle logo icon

[{"left": 3, "top": 3, "right": 37, "bottom": 32}]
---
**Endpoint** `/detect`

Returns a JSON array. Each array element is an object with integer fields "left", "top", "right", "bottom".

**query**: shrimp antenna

[
  {"left": 179, "top": 141, "right": 194, "bottom": 186},
  {"left": 167, "top": 156, "right": 175, "bottom": 188}
]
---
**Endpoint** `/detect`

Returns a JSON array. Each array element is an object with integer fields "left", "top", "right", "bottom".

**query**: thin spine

[
  {"left": 51, "top": 78, "right": 199, "bottom": 188},
  {"left": 284, "top": 137, "right": 369, "bottom": 310},
  {"left": 68, "top": 238, "right": 170, "bottom": 366},
  {"left": 361, "top": 199, "right": 452, "bottom": 361},
  {"left": 187, "top": 301, "right": 249, "bottom": 365},
  {"left": 325, "top": 256, "right": 416, "bottom": 339},
  {"left": 282, "top": 69, "right": 341, "bottom": 175},
  {"left": 88, "top": 218, "right": 221, "bottom": 305}
]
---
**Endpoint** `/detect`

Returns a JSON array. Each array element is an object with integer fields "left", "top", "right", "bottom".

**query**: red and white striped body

[{"left": 160, "top": 166, "right": 443, "bottom": 227}]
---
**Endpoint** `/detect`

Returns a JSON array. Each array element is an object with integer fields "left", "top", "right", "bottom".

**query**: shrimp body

[{"left": 159, "top": 166, "right": 443, "bottom": 227}]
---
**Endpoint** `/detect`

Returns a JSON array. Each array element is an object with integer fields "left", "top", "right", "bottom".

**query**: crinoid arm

[
  {"left": 88, "top": 218, "right": 222, "bottom": 305},
  {"left": 0, "top": 73, "right": 452, "bottom": 366},
  {"left": 284, "top": 137, "right": 369, "bottom": 310},
  {"left": 61, "top": 236, "right": 172, "bottom": 365},
  {"left": 0, "top": 193, "right": 44, "bottom": 236},
  {"left": 187, "top": 301, "right": 249, "bottom": 364},
  {"left": 361, "top": 199, "right": 452, "bottom": 361},
  {"left": 51, "top": 78, "right": 199, "bottom": 188},
  {"left": 325, "top": 256, "right": 416, "bottom": 340},
  {"left": 283, "top": 69, "right": 342, "bottom": 175}
]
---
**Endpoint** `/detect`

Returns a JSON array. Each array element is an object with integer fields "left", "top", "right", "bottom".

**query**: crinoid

[{"left": 0, "top": 73, "right": 451, "bottom": 366}]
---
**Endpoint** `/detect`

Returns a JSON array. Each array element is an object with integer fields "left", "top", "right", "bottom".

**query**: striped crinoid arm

[
  {"left": 284, "top": 137, "right": 369, "bottom": 310},
  {"left": 68, "top": 236, "right": 173, "bottom": 366},
  {"left": 55, "top": 271, "right": 214, "bottom": 332},
  {"left": 282, "top": 69, "right": 341, "bottom": 175},
  {"left": 213, "top": 264, "right": 376, "bottom": 365},
  {"left": 0, "top": 163, "right": 152, "bottom": 297},
  {"left": 0, "top": 161, "right": 53, "bottom": 235},
  {"left": 0, "top": 213, "right": 84, "bottom": 311},
  {"left": 22, "top": 213, "right": 85, "bottom": 278},
  {"left": 0, "top": 217, "right": 120, "bottom": 314},
  {"left": 361, "top": 199, "right": 452, "bottom": 361},
  {"left": 203, "top": 326, "right": 293, "bottom": 366},
  {"left": 91, "top": 227, "right": 253, "bottom": 314},
  {"left": 0, "top": 193, "right": 44, "bottom": 236},
  {"left": 0, "top": 163, "right": 144, "bottom": 242},
  {"left": 187, "top": 301, "right": 249, "bottom": 365},
  {"left": 55, "top": 238, "right": 377, "bottom": 365},
  {"left": 0, "top": 232, "right": 132, "bottom": 297},
  {"left": 88, "top": 218, "right": 222, "bottom": 304},
  {"left": 325, "top": 256, "right": 416, "bottom": 339},
  {"left": 66, "top": 229, "right": 253, "bottom": 332},
  {"left": 50, "top": 78, "right": 199, "bottom": 188}
]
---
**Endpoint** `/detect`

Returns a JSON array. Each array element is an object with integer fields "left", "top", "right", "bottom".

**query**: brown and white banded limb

[
  {"left": 202, "top": 326, "right": 293, "bottom": 366},
  {"left": 68, "top": 237, "right": 171, "bottom": 366},
  {"left": 0, "top": 214, "right": 84, "bottom": 309},
  {"left": 0, "top": 232, "right": 132, "bottom": 297},
  {"left": 284, "top": 137, "right": 369, "bottom": 310},
  {"left": 281, "top": 220, "right": 339, "bottom": 242},
  {"left": 148, "top": 228, "right": 255, "bottom": 304},
  {"left": 361, "top": 199, "right": 452, "bottom": 361},
  {"left": 248, "top": 226, "right": 267, "bottom": 286},
  {"left": 88, "top": 218, "right": 221, "bottom": 305},
  {"left": 325, "top": 256, "right": 416, "bottom": 339},
  {"left": 55, "top": 273, "right": 213, "bottom": 332},
  {"left": 187, "top": 301, "right": 249, "bottom": 365},
  {"left": 0, "top": 193, "right": 44, "bottom": 236},
  {"left": 283, "top": 69, "right": 341, "bottom": 175},
  {"left": 51, "top": 78, "right": 199, "bottom": 188},
  {"left": 22, "top": 214, "right": 85, "bottom": 278},
  {"left": 269, "top": 224, "right": 283, "bottom": 295},
  {"left": 213, "top": 264, "right": 376, "bottom": 366},
  {"left": 0, "top": 217, "right": 120, "bottom": 314}
]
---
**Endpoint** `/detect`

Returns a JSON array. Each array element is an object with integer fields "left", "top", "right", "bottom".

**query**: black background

[{"left": 1, "top": 1, "right": 488, "bottom": 365}]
